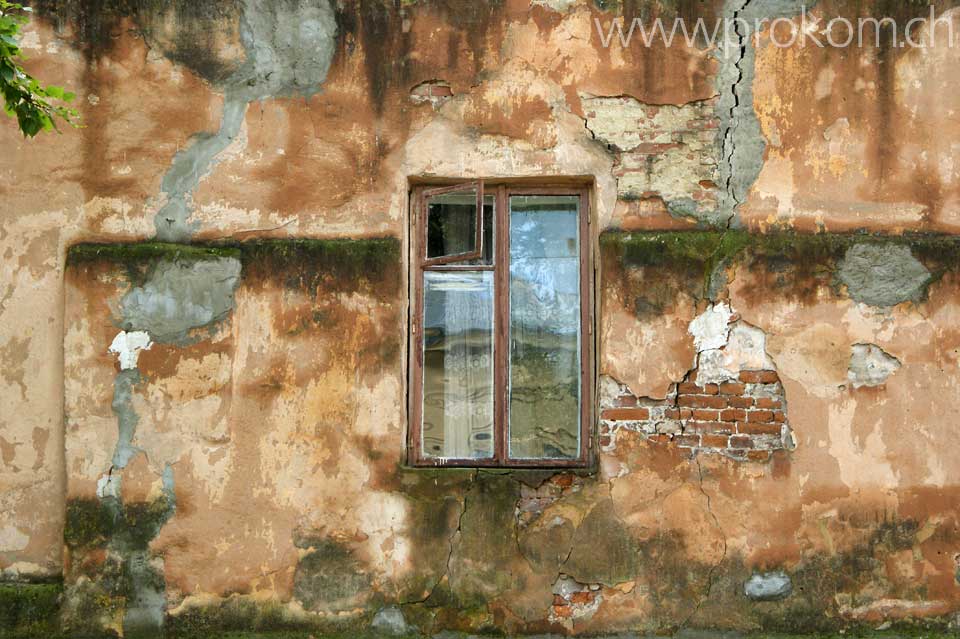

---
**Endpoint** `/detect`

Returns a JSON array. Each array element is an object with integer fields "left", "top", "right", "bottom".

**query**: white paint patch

[
  {"left": 109, "top": 330, "right": 153, "bottom": 370},
  {"left": 689, "top": 303, "right": 734, "bottom": 353},
  {"left": 848, "top": 343, "right": 901, "bottom": 389},
  {"left": 96, "top": 472, "right": 122, "bottom": 499},
  {"left": 0, "top": 525, "right": 30, "bottom": 552}
]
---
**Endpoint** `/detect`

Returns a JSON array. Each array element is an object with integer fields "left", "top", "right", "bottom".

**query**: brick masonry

[
  {"left": 600, "top": 369, "right": 794, "bottom": 462},
  {"left": 581, "top": 94, "right": 720, "bottom": 217}
]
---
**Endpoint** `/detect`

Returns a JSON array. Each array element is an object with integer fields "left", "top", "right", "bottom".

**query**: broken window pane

[
  {"left": 421, "top": 271, "right": 495, "bottom": 459},
  {"left": 508, "top": 196, "right": 581, "bottom": 460}
]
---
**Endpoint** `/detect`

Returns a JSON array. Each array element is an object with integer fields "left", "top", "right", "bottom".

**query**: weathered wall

[{"left": 3, "top": 0, "right": 960, "bottom": 636}]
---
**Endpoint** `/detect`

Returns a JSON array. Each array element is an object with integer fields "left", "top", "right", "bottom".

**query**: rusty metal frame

[{"left": 408, "top": 182, "right": 595, "bottom": 469}]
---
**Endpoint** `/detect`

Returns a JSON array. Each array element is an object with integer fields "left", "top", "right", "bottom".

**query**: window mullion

[{"left": 494, "top": 184, "right": 510, "bottom": 465}]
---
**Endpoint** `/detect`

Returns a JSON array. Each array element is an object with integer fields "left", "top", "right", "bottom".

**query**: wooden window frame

[{"left": 408, "top": 181, "right": 595, "bottom": 469}]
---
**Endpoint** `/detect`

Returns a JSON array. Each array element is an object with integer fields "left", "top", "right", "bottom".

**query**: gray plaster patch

[
  {"left": 744, "top": 570, "right": 792, "bottom": 601},
  {"left": 715, "top": 0, "right": 814, "bottom": 225},
  {"left": 155, "top": 0, "right": 338, "bottom": 241},
  {"left": 111, "top": 369, "right": 142, "bottom": 469},
  {"left": 119, "top": 257, "right": 241, "bottom": 343},
  {"left": 371, "top": 606, "right": 411, "bottom": 636},
  {"left": 848, "top": 344, "right": 901, "bottom": 389},
  {"left": 836, "top": 243, "right": 932, "bottom": 307}
]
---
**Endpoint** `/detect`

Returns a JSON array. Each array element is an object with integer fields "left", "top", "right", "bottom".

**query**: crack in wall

[
  {"left": 715, "top": 0, "right": 816, "bottom": 226},
  {"left": 678, "top": 457, "right": 729, "bottom": 630}
]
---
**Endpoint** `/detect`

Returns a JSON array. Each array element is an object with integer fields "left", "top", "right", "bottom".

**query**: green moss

[
  {"left": 0, "top": 582, "right": 63, "bottom": 638},
  {"left": 67, "top": 242, "right": 241, "bottom": 267},
  {"left": 602, "top": 230, "right": 960, "bottom": 302},
  {"left": 239, "top": 238, "right": 400, "bottom": 287},
  {"left": 64, "top": 498, "right": 115, "bottom": 550}
]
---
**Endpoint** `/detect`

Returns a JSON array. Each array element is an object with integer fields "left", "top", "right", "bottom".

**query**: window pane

[
  {"left": 508, "top": 196, "right": 581, "bottom": 460},
  {"left": 422, "top": 271, "right": 495, "bottom": 459},
  {"left": 426, "top": 191, "right": 494, "bottom": 264}
]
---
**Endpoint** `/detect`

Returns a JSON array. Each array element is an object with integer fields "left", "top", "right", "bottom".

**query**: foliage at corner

[{"left": 0, "top": 0, "right": 78, "bottom": 136}]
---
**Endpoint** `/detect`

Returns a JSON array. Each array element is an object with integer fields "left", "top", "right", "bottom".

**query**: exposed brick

[
  {"left": 728, "top": 396, "right": 754, "bottom": 408},
  {"left": 614, "top": 394, "right": 638, "bottom": 408},
  {"left": 691, "top": 409, "right": 719, "bottom": 421},
  {"left": 755, "top": 397, "right": 782, "bottom": 409},
  {"left": 553, "top": 605, "right": 573, "bottom": 618},
  {"left": 746, "top": 410, "right": 775, "bottom": 422},
  {"left": 739, "top": 370, "right": 779, "bottom": 384},
  {"left": 702, "top": 434, "right": 729, "bottom": 448},
  {"left": 680, "top": 408, "right": 693, "bottom": 419},
  {"left": 747, "top": 450, "right": 772, "bottom": 462},
  {"left": 569, "top": 591, "right": 593, "bottom": 604},
  {"left": 553, "top": 595, "right": 567, "bottom": 605},
  {"left": 599, "top": 436, "right": 612, "bottom": 447},
  {"left": 728, "top": 435, "right": 754, "bottom": 449},
  {"left": 718, "top": 381, "right": 746, "bottom": 395},
  {"left": 664, "top": 408, "right": 681, "bottom": 419},
  {"left": 679, "top": 382, "right": 704, "bottom": 394},
  {"left": 678, "top": 395, "right": 726, "bottom": 409},
  {"left": 772, "top": 411, "right": 786, "bottom": 423},
  {"left": 738, "top": 422, "right": 781, "bottom": 436},
  {"left": 601, "top": 408, "right": 650, "bottom": 421},
  {"left": 719, "top": 408, "right": 746, "bottom": 422},
  {"left": 676, "top": 434, "right": 701, "bottom": 447}
]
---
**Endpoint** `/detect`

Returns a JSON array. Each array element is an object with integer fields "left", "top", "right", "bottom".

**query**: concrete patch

[
  {"left": 836, "top": 243, "right": 932, "bottom": 307},
  {"left": 744, "top": 570, "right": 792, "bottom": 601}
]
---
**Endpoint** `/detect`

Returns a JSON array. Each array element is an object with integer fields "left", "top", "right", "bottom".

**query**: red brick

[
  {"left": 739, "top": 370, "right": 779, "bottom": 383},
  {"left": 601, "top": 408, "right": 650, "bottom": 421},
  {"left": 615, "top": 394, "right": 638, "bottom": 408},
  {"left": 553, "top": 595, "right": 567, "bottom": 605},
  {"left": 702, "top": 434, "right": 729, "bottom": 448},
  {"left": 598, "top": 436, "right": 612, "bottom": 447},
  {"left": 747, "top": 450, "right": 772, "bottom": 462},
  {"left": 728, "top": 435, "right": 754, "bottom": 449},
  {"left": 664, "top": 408, "right": 681, "bottom": 419},
  {"left": 676, "top": 434, "right": 701, "bottom": 447},
  {"left": 680, "top": 408, "right": 693, "bottom": 419},
  {"left": 552, "top": 474, "right": 575, "bottom": 488},
  {"left": 755, "top": 398, "right": 782, "bottom": 409},
  {"left": 772, "top": 411, "right": 786, "bottom": 423},
  {"left": 679, "top": 382, "right": 703, "bottom": 394},
  {"left": 678, "top": 395, "right": 726, "bottom": 409},
  {"left": 747, "top": 410, "right": 775, "bottom": 422},
  {"left": 569, "top": 591, "right": 593, "bottom": 604},
  {"left": 691, "top": 409, "right": 719, "bottom": 421},
  {"left": 728, "top": 396, "right": 754, "bottom": 408},
  {"left": 553, "top": 605, "right": 573, "bottom": 618},
  {"left": 738, "top": 422, "right": 781, "bottom": 436},
  {"left": 720, "top": 408, "right": 746, "bottom": 422},
  {"left": 719, "top": 381, "right": 746, "bottom": 395}
]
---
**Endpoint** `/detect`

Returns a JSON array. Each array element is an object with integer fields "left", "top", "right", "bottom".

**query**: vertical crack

[
  {"left": 678, "top": 457, "right": 728, "bottom": 630},
  {"left": 721, "top": 0, "right": 753, "bottom": 227}
]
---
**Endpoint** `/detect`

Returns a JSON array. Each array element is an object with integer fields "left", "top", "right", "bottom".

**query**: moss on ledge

[
  {"left": 0, "top": 582, "right": 63, "bottom": 639},
  {"left": 601, "top": 230, "right": 960, "bottom": 301},
  {"left": 66, "top": 238, "right": 401, "bottom": 293}
]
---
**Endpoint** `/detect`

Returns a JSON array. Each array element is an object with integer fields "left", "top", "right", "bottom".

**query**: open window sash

[{"left": 421, "top": 181, "right": 485, "bottom": 266}]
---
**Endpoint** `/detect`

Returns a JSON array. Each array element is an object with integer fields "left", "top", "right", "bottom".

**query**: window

[{"left": 408, "top": 181, "right": 593, "bottom": 468}]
